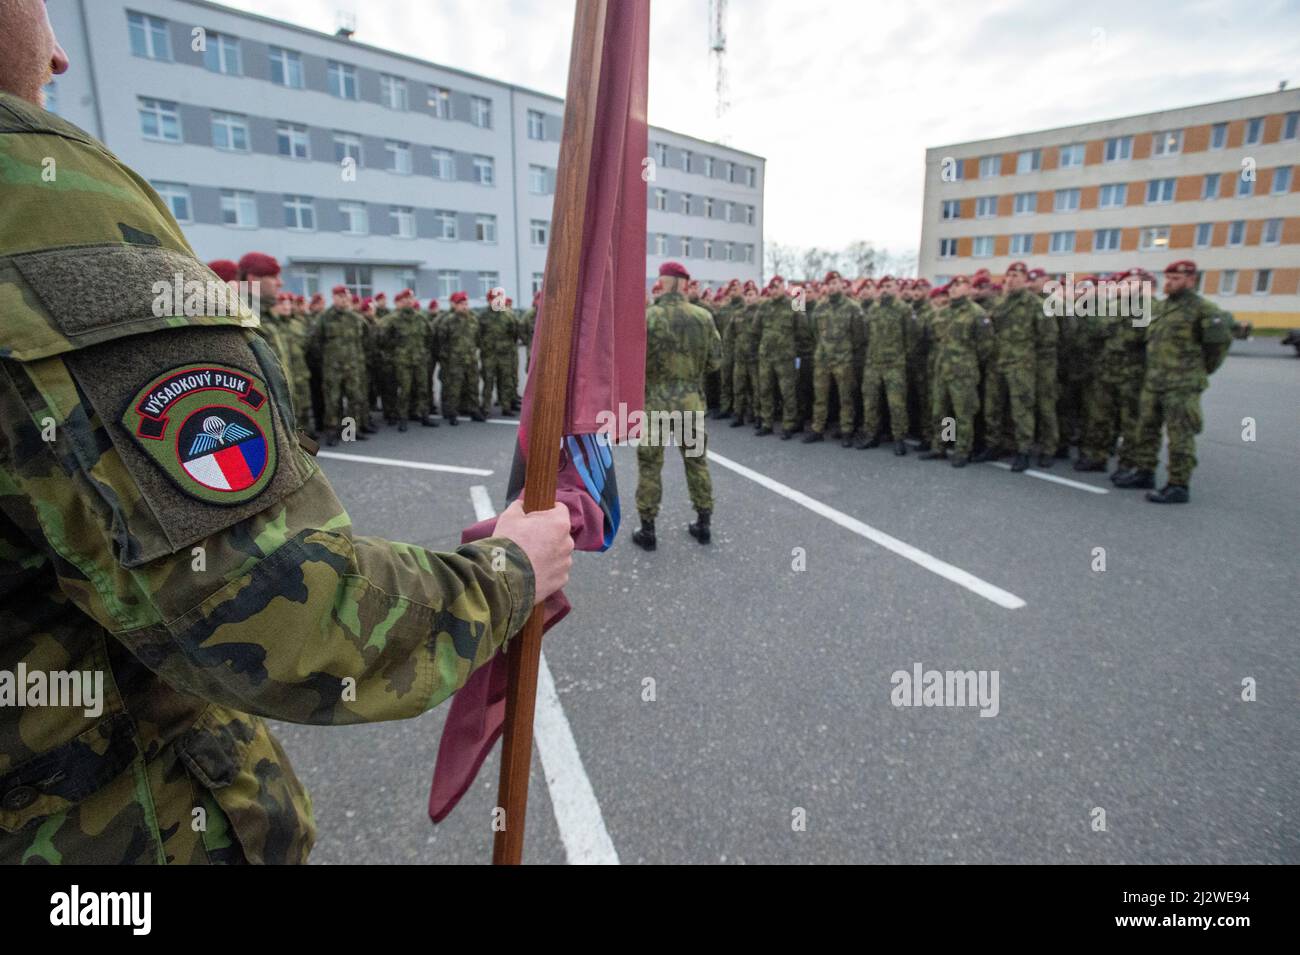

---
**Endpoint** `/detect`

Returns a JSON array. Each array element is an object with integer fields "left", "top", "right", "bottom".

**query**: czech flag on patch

[{"left": 179, "top": 410, "right": 268, "bottom": 492}]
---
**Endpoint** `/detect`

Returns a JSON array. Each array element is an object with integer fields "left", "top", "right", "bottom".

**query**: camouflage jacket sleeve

[{"left": 1199, "top": 300, "right": 1234, "bottom": 375}]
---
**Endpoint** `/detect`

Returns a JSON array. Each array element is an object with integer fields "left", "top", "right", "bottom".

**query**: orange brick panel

[
  {"left": 1183, "top": 124, "right": 1209, "bottom": 153},
  {"left": 1169, "top": 224, "right": 1195, "bottom": 249},
  {"left": 1084, "top": 140, "right": 1103, "bottom": 165}
]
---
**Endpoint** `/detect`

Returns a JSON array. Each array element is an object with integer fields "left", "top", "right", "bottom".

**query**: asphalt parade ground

[{"left": 273, "top": 339, "right": 1298, "bottom": 864}]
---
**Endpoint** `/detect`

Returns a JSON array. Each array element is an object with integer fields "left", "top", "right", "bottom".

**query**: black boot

[
  {"left": 632, "top": 518, "right": 657, "bottom": 551},
  {"left": 950, "top": 453, "right": 970, "bottom": 468},
  {"left": 397, "top": 420, "right": 408, "bottom": 433},
  {"left": 841, "top": 434, "right": 856, "bottom": 448},
  {"left": 971, "top": 447, "right": 999, "bottom": 463},
  {"left": 915, "top": 440, "right": 932, "bottom": 453},
  {"left": 1010, "top": 452, "right": 1030, "bottom": 472},
  {"left": 919, "top": 448, "right": 947, "bottom": 460},
  {"left": 447, "top": 415, "right": 459, "bottom": 427},
  {"left": 421, "top": 414, "right": 440, "bottom": 428},
  {"left": 894, "top": 440, "right": 907, "bottom": 456},
  {"left": 1113, "top": 468, "right": 1155, "bottom": 489},
  {"left": 326, "top": 430, "right": 340, "bottom": 447},
  {"left": 470, "top": 410, "right": 487, "bottom": 422},
  {"left": 780, "top": 428, "right": 795, "bottom": 440},
  {"left": 1146, "top": 484, "right": 1189, "bottom": 504},
  {"left": 1073, "top": 456, "right": 1106, "bottom": 472},
  {"left": 688, "top": 510, "right": 711, "bottom": 544},
  {"left": 1036, "top": 453, "right": 1053, "bottom": 468},
  {"left": 860, "top": 435, "right": 881, "bottom": 449},
  {"left": 802, "top": 431, "right": 824, "bottom": 444},
  {"left": 499, "top": 408, "right": 514, "bottom": 418},
  {"left": 730, "top": 416, "right": 747, "bottom": 428},
  {"left": 755, "top": 425, "right": 773, "bottom": 436}
]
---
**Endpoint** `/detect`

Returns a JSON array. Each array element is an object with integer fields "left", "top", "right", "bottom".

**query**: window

[
  {"left": 138, "top": 98, "right": 180, "bottom": 142},
  {"left": 471, "top": 96, "right": 492, "bottom": 128},
  {"left": 1145, "top": 178, "right": 1175, "bottom": 204},
  {"left": 528, "top": 163, "right": 549, "bottom": 194},
  {"left": 472, "top": 155, "right": 494, "bottom": 185},
  {"left": 475, "top": 215, "right": 497, "bottom": 243},
  {"left": 211, "top": 111, "right": 248, "bottom": 151},
  {"left": 291, "top": 266, "right": 320, "bottom": 298},
  {"left": 1054, "top": 188, "right": 1080, "bottom": 212},
  {"left": 344, "top": 266, "right": 373, "bottom": 299},
  {"left": 724, "top": 202, "right": 734, "bottom": 222},
  {"left": 972, "top": 236, "right": 994, "bottom": 257},
  {"left": 1262, "top": 218, "right": 1282, "bottom": 245},
  {"left": 339, "top": 201, "right": 368, "bottom": 235},
  {"left": 745, "top": 167, "right": 756, "bottom": 187},
  {"left": 654, "top": 143, "right": 668, "bottom": 166},
  {"left": 1151, "top": 129, "right": 1181, "bottom": 156},
  {"left": 333, "top": 132, "right": 362, "bottom": 166},
  {"left": 682, "top": 237, "right": 692, "bottom": 257},
  {"left": 941, "top": 199, "right": 961, "bottom": 220},
  {"left": 128, "top": 12, "right": 170, "bottom": 60},
  {"left": 680, "top": 193, "right": 692, "bottom": 214},
  {"left": 1254, "top": 269, "right": 1272, "bottom": 294},
  {"left": 975, "top": 196, "right": 997, "bottom": 218},
  {"left": 653, "top": 189, "right": 667, "bottom": 211},
  {"left": 1099, "top": 183, "right": 1126, "bottom": 208},
  {"left": 1244, "top": 117, "right": 1263, "bottom": 145},
  {"left": 428, "top": 86, "right": 451, "bottom": 118},
  {"left": 1220, "top": 269, "right": 1238, "bottom": 295},
  {"left": 1236, "top": 174, "right": 1253, "bottom": 198},
  {"left": 1272, "top": 166, "right": 1292, "bottom": 194},
  {"left": 531, "top": 273, "right": 545, "bottom": 295},
  {"left": 1016, "top": 149, "right": 1041, "bottom": 174},
  {"left": 269, "top": 46, "right": 302, "bottom": 88},
  {"left": 328, "top": 61, "right": 357, "bottom": 99},
  {"left": 1284, "top": 112, "right": 1299, "bottom": 141},
  {"left": 384, "top": 140, "right": 411, "bottom": 174},
  {"left": 745, "top": 205, "right": 755, "bottom": 226},
  {"left": 527, "top": 110, "right": 545, "bottom": 140},
  {"left": 1059, "top": 143, "right": 1085, "bottom": 168},
  {"left": 681, "top": 150, "right": 692, "bottom": 172},
  {"left": 380, "top": 74, "right": 408, "bottom": 111},
  {"left": 1202, "top": 173, "right": 1220, "bottom": 199},
  {"left": 422, "top": 147, "right": 450, "bottom": 180},
  {"left": 654, "top": 234, "right": 666, "bottom": 255},
  {"left": 436, "top": 271, "right": 458, "bottom": 299},
  {"left": 1227, "top": 220, "right": 1245, "bottom": 246},
  {"left": 1210, "top": 122, "right": 1227, "bottom": 149},
  {"left": 704, "top": 197, "right": 715, "bottom": 217},
  {"left": 1194, "top": 222, "right": 1212, "bottom": 248},
  {"left": 703, "top": 239, "right": 714, "bottom": 260},
  {"left": 201, "top": 31, "right": 240, "bottom": 76},
  {"left": 276, "top": 122, "right": 309, "bottom": 159},
  {"left": 283, "top": 195, "right": 315, "bottom": 231},
  {"left": 704, "top": 156, "right": 715, "bottom": 176},
  {"left": 979, "top": 155, "right": 1001, "bottom": 178},
  {"left": 433, "top": 211, "right": 457, "bottom": 239},
  {"left": 398, "top": 270, "right": 418, "bottom": 294},
  {"left": 938, "top": 237, "right": 958, "bottom": 258},
  {"left": 477, "top": 272, "right": 500, "bottom": 299},
  {"left": 152, "top": 182, "right": 191, "bottom": 222},
  {"left": 727, "top": 162, "right": 736, "bottom": 183},
  {"left": 744, "top": 244, "right": 755, "bottom": 263},
  {"left": 1049, "top": 231, "right": 1075, "bottom": 254},
  {"left": 1009, "top": 234, "right": 1033, "bottom": 255},
  {"left": 1094, "top": 228, "right": 1121, "bottom": 252},
  {"left": 390, "top": 206, "right": 415, "bottom": 238},
  {"left": 1103, "top": 136, "right": 1132, "bottom": 162},
  {"left": 530, "top": 219, "right": 548, "bottom": 246},
  {"left": 220, "top": 189, "right": 256, "bottom": 227},
  {"left": 724, "top": 243, "right": 734, "bottom": 262},
  {"left": 1138, "top": 226, "right": 1170, "bottom": 251},
  {"left": 1013, "top": 192, "right": 1036, "bottom": 215}
]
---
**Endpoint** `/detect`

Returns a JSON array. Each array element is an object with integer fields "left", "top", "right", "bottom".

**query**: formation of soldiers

[
  {"left": 208, "top": 254, "right": 542, "bottom": 446},
  {"left": 669, "top": 258, "right": 1235, "bottom": 505}
]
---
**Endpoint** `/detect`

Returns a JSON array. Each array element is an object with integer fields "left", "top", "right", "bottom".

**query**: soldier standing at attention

[
  {"left": 859, "top": 276, "right": 911, "bottom": 454},
  {"left": 477, "top": 290, "right": 519, "bottom": 418},
  {"left": 804, "top": 271, "right": 863, "bottom": 447},
  {"left": 1026, "top": 268, "right": 1058, "bottom": 468},
  {"left": 729, "top": 281, "right": 761, "bottom": 427},
  {"left": 713, "top": 280, "right": 744, "bottom": 421},
  {"left": 632, "top": 262, "right": 720, "bottom": 551},
  {"left": 521, "top": 291, "right": 540, "bottom": 373},
  {"left": 1076, "top": 269, "right": 1147, "bottom": 475},
  {"left": 0, "top": 0, "right": 574, "bottom": 864},
  {"left": 975, "top": 262, "right": 1039, "bottom": 472},
  {"left": 920, "top": 276, "right": 989, "bottom": 467},
  {"left": 315, "top": 285, "right": 376, "bottom": 445},
  {"left": 442, "top": 291, "right": 486, "bottom": 424},
  {"left": 906, "top": 278, "right": 935, "bottom": 452},
  {"left": 384, "top": 289, "right": 439, "bottom": 432},
  {"left": 1114, "top": 260, "right": 1233, "bottom": 503},
  {"left": 755, "top": 276, "right": 806, "bottom": 439}
]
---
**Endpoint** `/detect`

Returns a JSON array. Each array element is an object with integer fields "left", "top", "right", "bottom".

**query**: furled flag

[{"left": 428, "top": 0, "right": 649, "bottom": 823}]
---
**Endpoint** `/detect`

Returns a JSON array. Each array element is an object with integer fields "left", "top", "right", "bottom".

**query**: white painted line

[
  {"left": 707, "top": 450, "right": 1027, "bottom": 610},
  {"left": 487, "top": 418, "right": 521, "bottom": 426},
  {"left": 468, "top": 488, "right": 619, "bottom": 865},
  {"left": 318, "top": 450, "right": 493, "bottom": 476},
  {"left": 986, "top": 461, "right": 1109, "bottom": 495}
]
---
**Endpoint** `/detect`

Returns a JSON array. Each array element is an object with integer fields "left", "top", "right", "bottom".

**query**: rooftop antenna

[
  {"left": 708, "top": 0, "right": 729, "bottom": 132},
  {"left": 335, "top": 10, "right": 356, "bottom": 39}
]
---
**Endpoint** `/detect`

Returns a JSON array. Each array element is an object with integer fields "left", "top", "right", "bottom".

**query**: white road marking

[
  {"left": 707, "top": 451, "right": 1027, "bottom": 610},
  {"left": 469, "top": 487, "right": 619, "bottom": 865},
  {"left": 318, "top": 450, "right": 493, "bottom": 476},
  {"left": 487, "top": 418, "right": 522, "bottom": 426},
  {"left": 986, "top": 461, "right": 1109, "bottom": 494}
]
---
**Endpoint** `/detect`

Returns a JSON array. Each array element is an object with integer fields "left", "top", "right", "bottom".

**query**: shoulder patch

[{"left": 121, "top": 363, "right": 277, "bottom": 506}]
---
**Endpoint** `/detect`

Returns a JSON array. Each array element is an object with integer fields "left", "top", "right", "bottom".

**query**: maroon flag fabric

[{"left": 428, "top": 0, "right": 649, "bottom": 824}]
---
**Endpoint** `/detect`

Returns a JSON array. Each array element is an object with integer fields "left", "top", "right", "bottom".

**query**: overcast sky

[{"left": 219, "top": 0, "right": 1300, "bottom": 258}]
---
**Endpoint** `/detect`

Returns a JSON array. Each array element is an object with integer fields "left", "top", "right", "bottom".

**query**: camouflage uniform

[
  {"left": 862, "top": 294, "right": 911, "bottom": 441},
  {"left": 756, "top": 294, "right": 808, "bottom": 432},
  {"left": 731, "top": 302, "right": 761, "bottom": 423},
  {"left": 1081, "top": 307, "right": 1146, "bottom": 468},
  {"left": 1033, "top": 292, "right": 1060, "bottom": 456},
  {"left": 906, "top": 298, "right": 933, "bottom": 443},
  {"left": 269, "top": 312, "right": 314, "bottom": 433},
  {"left": 809, "top": 292, "right": 863, "bottom": 435},
  {"left": 313, "top": 306, "right": 370, "bottom": 430},
  {"left": 0, "top": 93, "right": 534, "bottom": 864},
  {"left": 382, "top": 304, "right": 432, "bottom": 421},
  {"left": 440, "top": 308, "right": 481, "bottom": 419},
  {"left": 716, "top": 294, "right": 744, "bottom": 417},
  {"left": 983, "top": 287, "right": 1040, "bottom": 454},
  {"left": 1056, "top": 311, "right": 1097, "bottom": 453},
  {"left": 520, "top": 307, "right": 537, "bottom": 373},
  {"left": 477, "top": 305, "right": 518, "bottom": 413},
  {"left": 931, "top": 298, "right": 990, "bottom": 456},
  {"left": 635, "top": 291, "right": 720, "bottom": 518},
  {"left": 1128, "top": 289, "right": 1233, "bottom": 486}
]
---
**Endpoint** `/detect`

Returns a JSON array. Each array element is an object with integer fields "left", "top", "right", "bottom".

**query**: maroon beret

[
  {"left": 659, "top": 260, "right": 690, "bottom": 280},
  {"left": 237, "top": 252, "right": 280, "bottom": 279},
  {"left": 332, "top": 284, "right": 349, "bottom": 295},
  {"left": 207, "top": 259, "right": 238, "bottom": 282},
  {"left": 450, "top": 291, "right": 469, "bottom": 304},
  {"left": 1165, "top": 259, "right": 1197, "bottom": 275}
]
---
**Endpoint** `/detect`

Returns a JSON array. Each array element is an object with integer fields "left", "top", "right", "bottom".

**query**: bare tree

[
  {"left": 841, "top": 240, "right": 878, "bottom": 279},
  {"left": 765, "top": 241, "right": 798, "bottom": 281}
]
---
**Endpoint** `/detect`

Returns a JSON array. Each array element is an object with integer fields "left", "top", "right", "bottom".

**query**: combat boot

[
  {"left": 919, "top": 448, "right": 947, "bottom": 460},
  {"left": 1073, "top": 456, "right": 1106, "bottom": 472},
  {"left": 326, "top": 429, "right": 341, "bottom": 447},
  {"left": 1036, "top": 453, "right": 1053, "bottom": 468},
  {"left": 446, "top": 415, "right": 459, "bottom": 426},
  {"left": 971, "top": 447, "right": 999, "bottom": 463},
  {"left": 687, "top": 510, "right": 711, "bottom": 544},
  {"left": 855, "top": 435, "right": 879, "bottom": 450},
  {"left": 1146, "top": 484, "right": 1189, "bottom": 504},
  {"left": 421, "top": 414, "right": 440, "bottom": 427},
  {"left": 829, "top": 428, "right": 843, "bottom": 440},
  {"left": 398, "top": 420, "right": 408, "bottom": 433},
  {"left": 780, "top": 428, "right": 795, "bottom": 440},
  {"left": 1110, "top": 466, "right": 1130, "bottom": 484},
  {"left": 470, "top": 410, "right": 487, "bottom": 423},
  {"left": 802, "top": 431, "right": 824, "bottom": 443},
  {"left": 841, "top": 434, "right": 855, "bottom": 448},
  {"left": 729, "top": 416, "right": 747, "bottom": 428},
  {"left": 1113, "top": 468, "right": 1155, "bottom": 489},
  {"left": 1054, "top": 446, "right": 1070, "bottom": 459},
  {"left": 1010, "top": 452, "right": 1030, "bottom": 472},
  {"left": 499, "top": 408, "right": 514, "bottom": 418},
  {"left": 632, "top": 518, "right": 656, "bottom": 551},
  {"left": 894, "top": 440, "right": 907, "bottom": 456},
  {"left": 755, "top": 425, "right": 773, "bottom": 436},
  {"left": 361, "top": 418, "right": 378, "bottom": 434},
  {"left": 915, "top": 440, "right": 932, "bottom": 453},
  {"left": 950, "top": 453, "right": 970, "bottom": 468}
]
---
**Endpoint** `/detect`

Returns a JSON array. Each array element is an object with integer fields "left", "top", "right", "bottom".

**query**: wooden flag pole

[{"left": 493, "top": 0, "right": 609, "bottom": 866}]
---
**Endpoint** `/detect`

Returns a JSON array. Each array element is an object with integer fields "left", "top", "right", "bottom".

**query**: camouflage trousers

[
  {"left": 635, "top": 424, "right": 712, "bottom": 519},
  {"left": 811, "top": 357, "right": 856, "bottom": 434},
  {"left": 439, "top": 358, "right": 477, "bottom": 417},
  {"left": 1129, "top": 386, "right": 1203, "bottom": 486},
  {"left": 480, "top": 351, "right": 515, "bottom": 411},
  {"left": 907, "top": 353, "right": 929, "bottom": 440},
  {"left": 380, "top": 357, "right": 399, "bottom": 419},
  {"left": 322, "top": 363, "right": 369, "bottom": 430},
  {"left": 983, "top": 361, "right": 1037, "bottom": 453},
  {"left": 732, "top": 356, "right": 758, "bottom": 421},
  {"left": 719, "top": 342, "right": 735, "bottom": 414},
  {"left": 392, "top": 357, "right": 430, "bottom": 420},
  {"left": 1034, "top": 350, "right": 1059, "bottom": 455},
  {"left": 932, "top": 372, "right": 978, "bottom": 455},
  {"left": 1082, "top": 371, "right": 1142, "bottom": 466},
  {"left": 758, "top": 355, "right": 799, "bottom": 430},
  {"left": 862, "top": 361, "right": 909, "bottom": 440}
]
